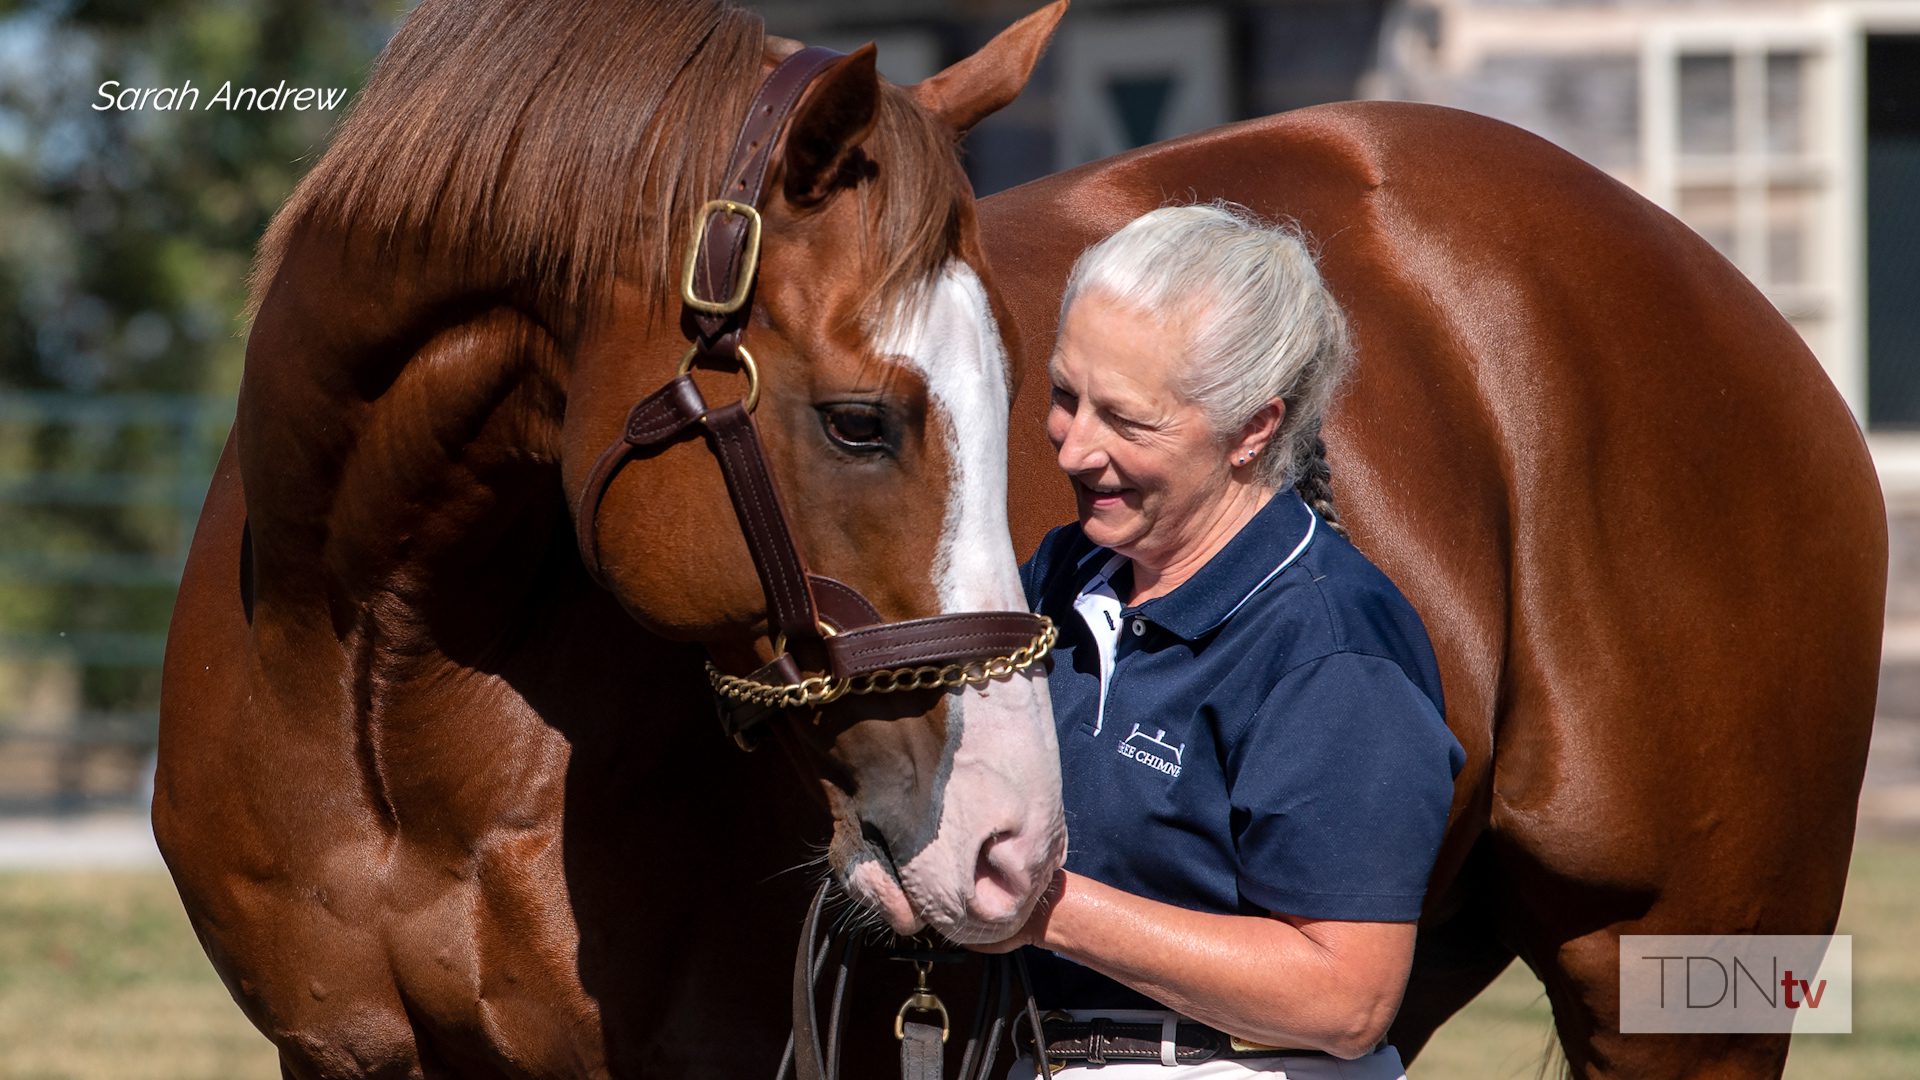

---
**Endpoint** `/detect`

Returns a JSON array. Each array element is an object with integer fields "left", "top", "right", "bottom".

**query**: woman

[{"left": 976, "top": 204, "right": 1464, "bottom": 1079}]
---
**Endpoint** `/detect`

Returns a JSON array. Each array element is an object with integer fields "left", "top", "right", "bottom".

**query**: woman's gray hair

[{"left": 1059, "top": 202, "right": 1353, "bottom": 492}]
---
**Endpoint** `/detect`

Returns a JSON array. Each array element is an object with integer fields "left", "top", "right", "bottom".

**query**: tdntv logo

[{"left": 1619, "top": 935, "right": 1852, "bottom": 1034}]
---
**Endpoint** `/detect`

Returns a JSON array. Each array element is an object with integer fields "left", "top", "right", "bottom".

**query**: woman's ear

[{"left": 1232, "top": 398, "right": 1286, "bottom": 467}]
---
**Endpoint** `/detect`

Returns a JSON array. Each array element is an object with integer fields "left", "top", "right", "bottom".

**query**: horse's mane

[{"left": 248, "top": 0, "right": 966, "bottom": 326}]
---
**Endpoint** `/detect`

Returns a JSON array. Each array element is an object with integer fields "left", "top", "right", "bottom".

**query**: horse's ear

[
  {"left": 910, "top": 0, "right": 1068, "bottom": 136},
  {"left": 781, "top": 44, "right": 881, "bottom": 208}
]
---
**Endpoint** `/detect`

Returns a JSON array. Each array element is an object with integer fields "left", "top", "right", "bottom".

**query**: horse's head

[{"left": 563, "top": 4, "right": 1069, "bottom": 944}]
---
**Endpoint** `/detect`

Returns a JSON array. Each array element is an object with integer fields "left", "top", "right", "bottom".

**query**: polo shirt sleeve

[{"left": 1223, "top": 650, "right": 1459, "bottom": 922}]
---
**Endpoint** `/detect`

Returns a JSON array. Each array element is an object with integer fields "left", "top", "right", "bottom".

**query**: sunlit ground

[{"left": 1, "top": 840, "right": 1914, "bottom": 1079}]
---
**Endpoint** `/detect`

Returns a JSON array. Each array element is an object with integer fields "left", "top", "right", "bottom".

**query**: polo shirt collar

[{"left": 1077, "top": 490, "right": 1318, "bottom": 642}]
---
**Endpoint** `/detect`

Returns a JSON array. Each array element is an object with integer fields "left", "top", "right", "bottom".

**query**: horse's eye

[{"left": 819, "top": 403, "right": 889, "bottom": 453}]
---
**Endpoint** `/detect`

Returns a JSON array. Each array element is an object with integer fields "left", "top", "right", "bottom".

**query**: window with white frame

[
  {"left": 1056, "top": 9, "right": 1231, "bottom": 171},
  {"left": 1643, "top": 25, "right": 1839, "bottom": 384}
]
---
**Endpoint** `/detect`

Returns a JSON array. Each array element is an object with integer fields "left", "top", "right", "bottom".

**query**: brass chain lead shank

[{"left": 706, "top": 618, "right": 1056, "bottom": 709}]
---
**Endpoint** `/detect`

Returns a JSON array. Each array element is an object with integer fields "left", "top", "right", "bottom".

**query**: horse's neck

[{"left": 241, "top": 238, "right": 573, "bottom": 684}]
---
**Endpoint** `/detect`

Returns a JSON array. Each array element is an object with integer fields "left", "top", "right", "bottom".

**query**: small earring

[{"left": 1235, "top": 456, "right": 1248, "bottom": 466}]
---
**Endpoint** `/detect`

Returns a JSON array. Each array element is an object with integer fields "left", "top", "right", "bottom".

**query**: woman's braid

[{"left": 1291, "top": 432, "right": 1347, "bottom": 539}]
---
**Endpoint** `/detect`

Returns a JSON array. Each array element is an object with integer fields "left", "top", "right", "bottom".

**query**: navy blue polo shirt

[{"left": 1018, "top": 490, "right": 1465, "bottom": 1009}]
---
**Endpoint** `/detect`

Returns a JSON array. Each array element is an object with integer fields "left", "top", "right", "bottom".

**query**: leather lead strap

[
  {"left": 788, "top": 883, "right": 838, "bottom": 1080},
  {"left": 782, "top": 883, "right": 1050, "bottom": 1080},
  {"left": 900, "top": 1022, "right": 942, "bottom": 1080}
]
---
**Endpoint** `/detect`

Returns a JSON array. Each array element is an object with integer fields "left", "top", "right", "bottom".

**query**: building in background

[
  {"left": 771, "top": 0, "right": 1918, "bottom": 448},
  {"left": 762, "top": 0, "right": 1397, "bottom": 193},
  {"left": 1376, "top": 0, "right": 1920, "bottom": 449},
  {"left": 5, "top": 0, "right": 1916, "bottom": 812}
]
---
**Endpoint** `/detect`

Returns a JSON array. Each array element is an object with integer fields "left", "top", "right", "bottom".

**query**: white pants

[{"left": 1006, "top": 1009, "right": 1408, "bottom": 1079}]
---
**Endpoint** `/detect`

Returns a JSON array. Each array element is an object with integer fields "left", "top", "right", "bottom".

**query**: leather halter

[{"left": 571, "top": 47, "right": 1053, "bottom": 745}]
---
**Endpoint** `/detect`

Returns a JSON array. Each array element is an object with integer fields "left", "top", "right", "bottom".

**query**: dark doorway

[{"left": 1866, "top": 34, "right": 1920, "bottom": 428}]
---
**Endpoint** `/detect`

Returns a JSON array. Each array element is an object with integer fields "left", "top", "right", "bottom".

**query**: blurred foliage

[
  {"left": 0, "top": 0, "right": 404, "bottom": 395},
  {"left": 0, "top": 1, "right": 405, "bottom": 748}
]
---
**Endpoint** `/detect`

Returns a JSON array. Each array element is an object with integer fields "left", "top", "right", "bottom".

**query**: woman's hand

[{"left": 962, "top": 867, "right": 1416, "bottom": 1059}]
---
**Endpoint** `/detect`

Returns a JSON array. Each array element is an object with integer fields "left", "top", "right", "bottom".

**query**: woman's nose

[{"left": 1054, "top": 413, "right": 1106, "bottom": 474}]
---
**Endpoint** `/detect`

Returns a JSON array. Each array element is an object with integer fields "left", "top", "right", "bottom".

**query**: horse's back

[{"left": 984, "top": 100, "right": 1882, "bottom": 1075}]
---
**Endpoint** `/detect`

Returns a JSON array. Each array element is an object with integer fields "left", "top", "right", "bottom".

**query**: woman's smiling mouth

[{"left": 1076, "top": 479, "right": 1135, "bottom": 508}]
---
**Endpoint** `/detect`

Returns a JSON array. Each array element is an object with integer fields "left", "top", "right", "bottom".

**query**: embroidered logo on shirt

[{"left": 1119, "top": 724, "right": 1184, "bottom": 778}]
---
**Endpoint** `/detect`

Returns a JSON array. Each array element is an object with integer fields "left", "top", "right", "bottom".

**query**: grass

[
  {"left": 0, "top": 841, "right": 1915, "bottom": 1078},
  {"left": 0, "top": 870, "right": 278, "bottom": 1080}
]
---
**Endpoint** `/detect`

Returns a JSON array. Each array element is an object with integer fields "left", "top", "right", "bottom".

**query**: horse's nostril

[
  {"left": 970, "top": 830, "right": 1028, "bottom": 923},
  {"left": 977, "top": 830, "right": 1011, "bottom": 874}
]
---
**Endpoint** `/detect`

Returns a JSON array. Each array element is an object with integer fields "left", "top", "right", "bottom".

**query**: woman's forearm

[{"left": 1032, "top": 871, "right": 1413, "bottom": 1059}]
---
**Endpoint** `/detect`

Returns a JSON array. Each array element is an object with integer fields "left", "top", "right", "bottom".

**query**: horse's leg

[
  {"left": 1390, "top": 848, "right": 1522, "bottom": 1063},
  {"left": 1394, "top": 928, "right": 1519, "bottom": 1063},
  {"left": 1485, "top": 451, "right": 1876, "bottom": 1080},
  {"left": 276, "top": 1047, "right": 422, "bottom": 1080},
  {"left": 1514, "top": 924, "right": 1793, "bottom": 1080},
  {"left": 188, "top": 878, "right": 428, "bottom": 1080},
  {"left": 158, "top": 442, "right": 432, "bottom": 1080},
  {"left": 1491, "top": 749, "right": 1852, "bottom": 1080}
]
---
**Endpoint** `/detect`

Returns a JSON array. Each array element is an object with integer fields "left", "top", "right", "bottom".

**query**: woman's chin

[
  {"left": 1072, "top": 491, "right": 1134, "bottom": 534},
  {"left": 1077, "top": 511, "right": 1142, "bottom": 552}
]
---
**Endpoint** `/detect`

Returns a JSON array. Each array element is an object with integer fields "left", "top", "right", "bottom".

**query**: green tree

[{"left": 0, "top": 0, "right": 403, "bottom": 801}]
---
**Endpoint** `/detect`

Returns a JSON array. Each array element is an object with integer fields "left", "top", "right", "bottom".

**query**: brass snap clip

[{"left": 893, "top": 960, "right": 950, "bottom": 1043}]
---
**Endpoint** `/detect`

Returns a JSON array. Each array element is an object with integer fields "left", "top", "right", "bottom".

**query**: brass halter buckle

[
  {"left": 680, "top": 199, "right": 763, "bottom": 315},
  {"left": 894, "top": 961, "right": 950, "bottom": 1043}
]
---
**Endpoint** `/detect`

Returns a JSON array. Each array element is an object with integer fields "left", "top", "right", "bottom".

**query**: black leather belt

[{"left": 1038, "top": 1013, "right": 1329, "bottom": 1068}]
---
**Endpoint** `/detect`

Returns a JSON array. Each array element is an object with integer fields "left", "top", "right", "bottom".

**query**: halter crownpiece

[{"left": 570, "top": 47, "right": 1054, "bottom": 747}]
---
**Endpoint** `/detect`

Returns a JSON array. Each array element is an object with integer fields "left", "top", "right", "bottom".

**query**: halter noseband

[{"left": 571, "top": 47, "right": 1054, "bottom": 748}]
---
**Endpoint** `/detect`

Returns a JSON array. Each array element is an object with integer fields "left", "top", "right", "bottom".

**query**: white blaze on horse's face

[{"left": 847, "top": 261, "right": 1066, "bottom": 944}]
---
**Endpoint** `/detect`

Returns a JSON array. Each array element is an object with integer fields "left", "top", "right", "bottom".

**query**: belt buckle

[
  {"left": 1229, "top": 1034, "right": 1284, "bottom": 1053},
  {"left": 1037, "top": 1011, "right": 1072, "bottom": 1075}
]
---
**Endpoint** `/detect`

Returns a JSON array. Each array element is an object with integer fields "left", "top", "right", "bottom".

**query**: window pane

[
  {"left": 1766, "top": 52, "right": 1808, "bottom": 156},
  {"left": 1679, "top": 184, "right": 1737, "bottom": 261},
  {"left": 1766, "top": 183, "right": 1816, "bottom": 286},
  {"left": 1679, "top": 53, "right": 1736, "bottom": 155}
]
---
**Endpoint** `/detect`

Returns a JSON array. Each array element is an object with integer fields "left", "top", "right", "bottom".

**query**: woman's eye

[
  {"left": 819, "top": 403, "right": 889, "bottom": 452},
  {"left": 1050, "top": 386, "right": 1077, "bottom": 410}
]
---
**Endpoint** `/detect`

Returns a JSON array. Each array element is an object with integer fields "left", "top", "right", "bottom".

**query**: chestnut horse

[
  {"left": 983, "top": 108, "right": 1884, "bottom": 1076},
  {"left": 156, "top": 1, "right": 1071, "bottom": 1076},
  {"left": 155, "top": 2, "right": 1885, "bottom": 1079}
]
